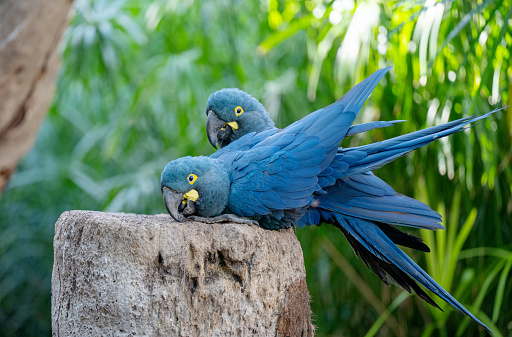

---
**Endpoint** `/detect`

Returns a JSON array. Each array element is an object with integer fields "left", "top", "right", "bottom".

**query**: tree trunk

[
  {"left": 0, "top": 0, "right": 72, "bottom": 195},
  {"left": 52, "top": 211, "right": 314, "bottom": 337}
]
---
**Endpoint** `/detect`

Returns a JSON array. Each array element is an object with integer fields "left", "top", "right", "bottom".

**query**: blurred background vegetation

[{"left": 1, "top": 0, "right": 511, "bottom": 335}]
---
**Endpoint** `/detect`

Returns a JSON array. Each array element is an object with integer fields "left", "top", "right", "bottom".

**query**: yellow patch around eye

[
  {"left": 187, "top": 174, "right": 197, "bottom": 185},
  {"left": 227, "top": 121, "right": 239, "bottom": 130},
  {"left": 235, "top": 106, "right": 244, "bottom": 116},
  {"left": 184, "top": 189, "right": 199, "bottom": 202}
]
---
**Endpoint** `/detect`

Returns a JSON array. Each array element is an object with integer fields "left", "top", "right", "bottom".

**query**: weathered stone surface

[
  {"left": 0, "top": 0, "right": 72, "bottom": 195},
  {"left": 52, "top": 211, "right": 314, "bottom": 337}
]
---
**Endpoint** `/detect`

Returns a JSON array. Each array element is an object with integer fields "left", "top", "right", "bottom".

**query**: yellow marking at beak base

[
  {"left": 183, "top": 189, "right": 199, "bottom": 202},
  {"left": 227, "top": 121, "right": 239, "bottom": 130}
]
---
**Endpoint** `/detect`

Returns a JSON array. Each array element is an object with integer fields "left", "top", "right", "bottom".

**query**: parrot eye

[
  {"left": 235, "top": 106, "right": 244, "bottom": 116},
  {"left": 187, "top": 174, "right": 197, "bottom": 184}
]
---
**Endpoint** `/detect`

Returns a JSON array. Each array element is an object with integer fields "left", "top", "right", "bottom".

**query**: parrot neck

[
  {"left": 231, "top": 110, "right": 275, "bottom": 142},
  {"left": 195, "top": 159, "right": 230, "bottom": 217}
]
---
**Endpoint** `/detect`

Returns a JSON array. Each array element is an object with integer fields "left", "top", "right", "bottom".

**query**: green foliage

[{"left": 1, "top": 0, "right": 511, "bottom": 336}]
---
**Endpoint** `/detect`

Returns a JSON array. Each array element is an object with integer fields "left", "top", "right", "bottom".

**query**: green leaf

[{"left": 258, "top": 14, "right": 314, "bottom": 54}]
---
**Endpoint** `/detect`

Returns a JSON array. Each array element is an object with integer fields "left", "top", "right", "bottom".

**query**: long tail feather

[
  {"left": 323, "top": 212, "right": 492, "bottom": 333},
  {"left": 346, "top": 120, "right": 405, "bottom": 137},
  {"left": 317, "top": 172, "right": 443, "bottom": 230},
  {"left": 338, "top": 107, "right": 504, "bottom": 176}
]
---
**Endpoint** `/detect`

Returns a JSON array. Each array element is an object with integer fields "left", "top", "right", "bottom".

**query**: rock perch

[{"left": 52, "top": 211, "right": 314, "bottom": 336}]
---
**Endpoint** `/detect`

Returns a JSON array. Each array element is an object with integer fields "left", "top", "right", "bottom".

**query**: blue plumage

[
  {"left": 346, "top": 120, "right": 405, "bottom": 136},
  {"left": 338, "top": 110, "right": 500, "bottom": 177},
  {"left": 324, "top": 213, "right": 483, "bottom": 321},
  {"left": 161, "top": 67, "right": 501, "bottom": 333},
  {"left": 313, "top": 173, "right": 443, "bottom": 230}
]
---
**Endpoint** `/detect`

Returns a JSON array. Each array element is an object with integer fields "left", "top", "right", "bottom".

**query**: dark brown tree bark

[{"left": 0, "top": 0, "right": 72, "bottom": 195}]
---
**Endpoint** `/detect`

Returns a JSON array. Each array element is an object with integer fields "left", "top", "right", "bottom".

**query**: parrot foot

[{"left": 188, "top": 214, "right": 259, "bottom": 226}]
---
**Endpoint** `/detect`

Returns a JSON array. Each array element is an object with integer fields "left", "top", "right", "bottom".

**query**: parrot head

[
  {"left": 205, "top": 88, "right": 275, "bottom": 148},
  {"left": 160, "top": 156, "right": 230, "bottom": 222}
]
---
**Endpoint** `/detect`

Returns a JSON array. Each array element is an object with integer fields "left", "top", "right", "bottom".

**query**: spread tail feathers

[
  {"left": 339, "top": 107, "right": 505, "bottom": 176},
  {"left": 323, "top": 212, "right": 492, "bottom": 334}
]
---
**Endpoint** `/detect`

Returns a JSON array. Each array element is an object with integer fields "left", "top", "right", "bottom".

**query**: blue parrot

[{"left": 161, "top": 67, "right": 499, "bottom": 333}]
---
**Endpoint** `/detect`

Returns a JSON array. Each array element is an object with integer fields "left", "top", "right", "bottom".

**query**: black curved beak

[
  {"left": 162, "top": 187, "right": 187, "bottom": 222},
  {"left": 206, "top": 111, "right": 234, "bottom": 149},
  {"left": 206, "top": 110, "right": 225, "bottom": 149}
]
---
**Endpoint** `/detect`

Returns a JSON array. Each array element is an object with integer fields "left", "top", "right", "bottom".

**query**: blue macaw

[{"left": 161, "top": 67, "right": 499, "bottom": 333}]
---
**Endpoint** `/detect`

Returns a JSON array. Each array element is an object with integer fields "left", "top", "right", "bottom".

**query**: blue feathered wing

[{"left": 214, "top": 67, "right": 393, "bottom": 217}]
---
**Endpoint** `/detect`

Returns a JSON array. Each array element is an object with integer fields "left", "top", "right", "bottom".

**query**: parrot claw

[
  {"left": 188, "top": 214, "right": 259, "bottom": 226},
  {"left": 182, "top": 200, "right": 196, "bottom": 216}
]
